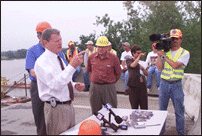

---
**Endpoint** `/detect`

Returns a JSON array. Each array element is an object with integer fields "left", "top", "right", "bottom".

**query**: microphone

[
  {"left": 102, "top": 102, "right": 123, "bottom": 124},
  {"left": 94, "top": 111, "right": 119, "bottom": 132}
]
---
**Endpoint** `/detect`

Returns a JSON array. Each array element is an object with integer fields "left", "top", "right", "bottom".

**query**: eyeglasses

[
  {"left": 172, "top": 37, "right": 180, "bottom": 41},
  {"left": 37, "top": 32, "right": 42, "bottom": 35}
]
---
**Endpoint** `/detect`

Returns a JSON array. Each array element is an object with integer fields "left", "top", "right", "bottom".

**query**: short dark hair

[
  {"left": 131, "top": 44, "right": 141, "bottom": 55},
  {"left": 42, "top": 28, "right": 60, "bottom": 42}
]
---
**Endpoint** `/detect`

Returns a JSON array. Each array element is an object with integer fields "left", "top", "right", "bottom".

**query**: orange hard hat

[
  {"left": 78, "top": 119, "right": 102, "bottom": 135},
  {"left": 170, "top": 29, "right": 182, "bottom": 38},
  {"left": 68, "top": 40, "right": 74, "bottom": 46},
  {"left": 36, "top": 21, "right": 52, "bottom": 32}
]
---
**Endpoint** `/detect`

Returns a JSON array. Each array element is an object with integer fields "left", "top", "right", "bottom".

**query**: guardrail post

[{"left": 24, "top": 74, "right": 27, "bottom": 97}]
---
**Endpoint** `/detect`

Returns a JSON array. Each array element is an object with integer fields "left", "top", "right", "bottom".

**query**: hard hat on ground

[
  {"left": 68, "top": 41, "right": 74, "bottom": 46},
  {"left": 170, "top": 29, "right": 182, "bottom": 38},
  {"left": 78, "top": 119, "right": 101, "bottom": 135},
  {"left": 96, "top": 36, "right": 109, "bottom": 47},
  {"left": 85, "top": 41, "right": 94, "bottom": 45},
  {"left": 152, "top": 43, "right": 157, "bottom": 48},
  {"left": 36, "top": 21, "right": 52, "bottom": 32}
]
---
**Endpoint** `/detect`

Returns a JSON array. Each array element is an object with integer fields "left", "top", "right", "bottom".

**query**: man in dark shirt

[{"left": 87, "top": 36, "right": 122, "bottom": 114}]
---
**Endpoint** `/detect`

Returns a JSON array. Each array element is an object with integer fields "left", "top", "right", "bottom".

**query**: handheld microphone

[
  {"left": 102, "top": 102, "right": 123, "bottom": 124},
  {"left": 94, "top": 111, "right": 118, "bottom": 132}
]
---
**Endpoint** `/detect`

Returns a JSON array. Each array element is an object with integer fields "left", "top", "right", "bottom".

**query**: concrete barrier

[
  {"left": 75, "top": 68, "right": 201, "bottom": 134},
  {"left": 75, "top": 67, "right": 158, "bottom": 94},
  {"left": 182, "top": 73, "right": 201, "bottom": 135},
  {"left": 183, "top": 73, "right": 201, "bottom": 122}
]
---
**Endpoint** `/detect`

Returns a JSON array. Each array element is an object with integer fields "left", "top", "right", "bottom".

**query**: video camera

[{"left": 149, "top": 33, "right": 172, "bottom": 52}]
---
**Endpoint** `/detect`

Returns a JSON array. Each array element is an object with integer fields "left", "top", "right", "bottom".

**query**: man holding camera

[{"left": 156, "top": 29, "right": 190, "bottom": 135}]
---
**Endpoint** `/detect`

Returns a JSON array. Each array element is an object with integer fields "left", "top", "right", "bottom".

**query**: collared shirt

[
  {"left": 34, "top": 49, "right": 76, "bottom": 102},
  {"left": 25, "top": 42, "right": 67, "bottom": 81},
  {"left": 87, "top": 51, "right": 122, "bottom": 84}
]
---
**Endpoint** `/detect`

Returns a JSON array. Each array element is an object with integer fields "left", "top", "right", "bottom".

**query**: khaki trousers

[
  {"left": 44, "top": 102, "right": 75, "bottom": 135},
  {"left": 89, "top": 82, "right": 117, "bottom": 114}
]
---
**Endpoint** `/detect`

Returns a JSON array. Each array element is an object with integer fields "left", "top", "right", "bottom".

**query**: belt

[
  {"left": 162, "top": 79, "right": 181, "bottom": 84},
  {"left": 46, "top": 100, "right": 71, "bottom": 105},
  {"left": 93, "top": 82, "right": 113, "bottom": 85}
]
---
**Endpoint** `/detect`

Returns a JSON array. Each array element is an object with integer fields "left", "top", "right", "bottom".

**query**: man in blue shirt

[{"left": 25, "top": 21, "right": 68, "bottom": 135}]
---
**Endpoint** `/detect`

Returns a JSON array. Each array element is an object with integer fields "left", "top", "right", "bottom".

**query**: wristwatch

[{"left": 162, "top": 55, "right": 166, "bottom": 59}]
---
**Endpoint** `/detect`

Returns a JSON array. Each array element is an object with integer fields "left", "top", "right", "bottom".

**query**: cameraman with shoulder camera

[{"left": 156, "top": 29, "right": 190, "bottom": 135}]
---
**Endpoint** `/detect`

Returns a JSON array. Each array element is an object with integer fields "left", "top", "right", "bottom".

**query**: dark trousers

[
  {"left": 128, "top": 82, "right": 148, "bottom": 110},
  {"left": 30, "top": 81, "right": 46, "bottom": 135},
  {"left": 89, "top": 82, "right": 117, "bottom": 114}
]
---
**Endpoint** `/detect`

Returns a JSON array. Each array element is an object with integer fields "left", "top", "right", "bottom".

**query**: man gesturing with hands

[{"left": 34, "top": 28, "right": 85, "bottom": 135}]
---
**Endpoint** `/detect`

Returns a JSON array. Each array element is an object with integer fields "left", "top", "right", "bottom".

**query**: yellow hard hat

[
  {"left": 36, "top": 21, "right": 52, "bottom": 32},
  {"left": 96, "top": 36, "right": 109, "bottom": 47},
  {"left": 68, "top": 40, "right": 74, "bottom": 46},
  {"left": 170, "top": 29, "right": 182, "bottom": 38},
  {"left": 78, "top": 119, "right": 101, "bottom": 135}
]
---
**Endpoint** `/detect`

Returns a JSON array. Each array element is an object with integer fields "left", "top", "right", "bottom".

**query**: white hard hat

[{"left": 85, "top": 41, "right": 94, "bottom": 45}]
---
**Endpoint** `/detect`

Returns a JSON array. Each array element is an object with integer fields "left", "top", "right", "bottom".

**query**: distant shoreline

[{"left": 1, "top": 58, "right": 26, "bottom": 61}]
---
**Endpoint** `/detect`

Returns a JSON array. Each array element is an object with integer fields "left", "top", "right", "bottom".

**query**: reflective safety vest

[
  {"left": 1, "top": 76, "right": 7, "bottom": 85},
  {"left": 110, "top": 49, "right": 117, "bottom": 55},
  {"left": 87, "top": 47, "right": 97, "bottom": 56},
  {"left": 66, "top": 47, "right": 78, "bottom": 62},
  {"left": 161, "top": 47, "right": 189, "bottom": 80}
]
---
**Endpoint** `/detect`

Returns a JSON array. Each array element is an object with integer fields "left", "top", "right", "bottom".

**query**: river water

[{"left": 1, "top": 59, "right": 31, "bottom": 97}]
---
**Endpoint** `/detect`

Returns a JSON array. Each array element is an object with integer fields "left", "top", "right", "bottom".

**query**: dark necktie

[{"left": 57, "top": 56, "right": 74, "bottom": 100}]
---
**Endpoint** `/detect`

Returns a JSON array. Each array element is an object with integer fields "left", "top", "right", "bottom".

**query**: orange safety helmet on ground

[
  {"left": 78, "top": 119, "right": 102, "bottom": 135},
  {"left": 36, "top": 21, "right": 52, "bottom": 32},
  {"left": 170, "top": 29, "right": 182, "bottom": 38}
]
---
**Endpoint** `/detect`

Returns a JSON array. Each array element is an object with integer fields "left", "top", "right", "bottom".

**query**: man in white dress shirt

[{"left": 34, "top": 28, "right": 85, "bottom": 135}]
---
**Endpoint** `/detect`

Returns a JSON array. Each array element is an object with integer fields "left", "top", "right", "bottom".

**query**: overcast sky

[{"left": 1, "top": 1, "right": 130, "bottom": 51}]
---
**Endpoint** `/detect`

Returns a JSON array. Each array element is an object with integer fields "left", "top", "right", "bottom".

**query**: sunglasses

[{"left": 172, "top": 37, "right": 180, "bottom": 41}]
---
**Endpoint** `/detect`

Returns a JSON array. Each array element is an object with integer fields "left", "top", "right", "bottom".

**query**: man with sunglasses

[{"left": 156, "top": 29, "right": 190, "bottom": 135}]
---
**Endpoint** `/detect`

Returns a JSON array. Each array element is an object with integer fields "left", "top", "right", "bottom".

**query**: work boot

[
  {"left": 83, "top": 85, "right": 90, "bottom": 92},
  {"left": 124, "top": 89, "right": 129, "bottom": 95}
]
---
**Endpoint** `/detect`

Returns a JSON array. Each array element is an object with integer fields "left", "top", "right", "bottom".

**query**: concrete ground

[{"left": 1, "top": 92, "right": 194, "bottom": 135}]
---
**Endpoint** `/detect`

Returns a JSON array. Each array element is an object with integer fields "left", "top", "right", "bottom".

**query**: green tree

[
  {"left": 78, "top": 33, "right": 96, "bottom": 51},
  {"left": 123, "top": 1, "right": 201, "bottom": 74},
  {"left": 179, "top": 1, "right": 201, "bottom": 73},
  {"left": 94, "top": 14, "right": 128, "bottom": 59},
  {"left": 15, "top": 49, "right": 27, "bottom": 59},
  {"left": 5, "top": 51, "right": 15, "bottom": 59}
]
